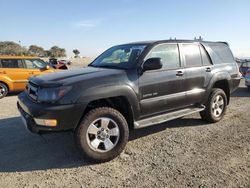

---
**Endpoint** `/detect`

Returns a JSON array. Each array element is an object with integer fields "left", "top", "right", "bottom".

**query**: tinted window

[
  {"left": 183, "top": 44, "right": 202, "bottom": 67},
  {"left": 0, "top": 59, "right": 23, "bottom": 68},
  {"left": 200, "top": 46, "right": 212, "bottom": 66},
  {"left": 145, "top": 44, "right": 180, "bottom": 69},
  {"left": 207, "top": 43, "right": 234, "bottom": 64}
]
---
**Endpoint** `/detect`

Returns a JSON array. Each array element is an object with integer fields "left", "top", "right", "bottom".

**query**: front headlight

[{"left": 37, "top": 86, "right": 72, "bottom": 103}]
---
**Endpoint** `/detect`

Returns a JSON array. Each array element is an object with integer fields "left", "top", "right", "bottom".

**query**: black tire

[
  {"left": 0, "top": 83, "right": 8, "bottom": 99},
  {"left": 75, "top": 107, "right": 129, "bottom": 162},
  {"left": 200, "top": 88, "right": 227, "bottom": 123}
]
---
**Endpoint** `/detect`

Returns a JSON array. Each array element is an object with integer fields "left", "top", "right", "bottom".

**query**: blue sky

[{"left": 0, "top": 0, "right": 249, "bottom": 57}]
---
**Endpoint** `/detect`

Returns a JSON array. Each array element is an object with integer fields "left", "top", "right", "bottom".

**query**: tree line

[{"left": 0, "top": 41, "right": 80, "bottom": 58}]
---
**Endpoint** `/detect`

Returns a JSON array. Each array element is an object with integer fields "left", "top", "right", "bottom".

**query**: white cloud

[{"left": 72, "top": 20, "right": 101, "bottom": 29}]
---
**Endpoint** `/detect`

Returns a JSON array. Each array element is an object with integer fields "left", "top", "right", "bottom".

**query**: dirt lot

[{"left": 0, "top": 80, "right": 249, "bottom": 188}]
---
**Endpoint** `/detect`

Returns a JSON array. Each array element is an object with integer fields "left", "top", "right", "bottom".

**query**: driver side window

[
  {"left": 24, "top": 59, "right": 36, "bottom": 69},
  {"left": 145, "top": 43, "right": 180, "bottom": 69}
]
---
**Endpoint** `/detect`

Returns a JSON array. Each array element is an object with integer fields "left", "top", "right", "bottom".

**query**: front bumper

[{"left": 17, "top": 92, "right": 86, "bottom": 134}]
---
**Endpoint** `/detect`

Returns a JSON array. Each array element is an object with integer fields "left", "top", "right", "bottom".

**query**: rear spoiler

[{"left": 217, "top": 41, "right": 229, "bottom": 46}]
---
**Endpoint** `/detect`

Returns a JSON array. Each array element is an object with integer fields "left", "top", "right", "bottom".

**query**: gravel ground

[{"left": 0, "top": 80, "right": 249, "bottom": 188}]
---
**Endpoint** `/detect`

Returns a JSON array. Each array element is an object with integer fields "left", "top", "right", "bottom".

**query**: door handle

[
  {"left": 206, "top": 67, "right": 212, "bottom": 72},
  {"left": 176, "top": 70, "right": 184, "bottom": 76}
]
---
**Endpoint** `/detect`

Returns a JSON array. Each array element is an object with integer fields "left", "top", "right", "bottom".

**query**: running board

[{"left": 134, "top": 106, "right": 205, "bottom": 129}]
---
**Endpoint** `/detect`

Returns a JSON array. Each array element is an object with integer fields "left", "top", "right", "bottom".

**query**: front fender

[{"left": 76, "top": 84, "right": 140, "bottom": 120}]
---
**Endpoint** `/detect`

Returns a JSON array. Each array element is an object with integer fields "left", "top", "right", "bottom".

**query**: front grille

[{"left": 26, "top": 82, "right": 39, "bottom": 101}]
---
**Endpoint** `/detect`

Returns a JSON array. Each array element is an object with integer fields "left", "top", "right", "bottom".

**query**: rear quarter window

[{"left": 204, "top": 43, "right": 235, "bottom": 64}]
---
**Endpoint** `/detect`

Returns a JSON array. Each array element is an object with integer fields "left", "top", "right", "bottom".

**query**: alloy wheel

[
  {"left": 86, "top": 117, "right": 120, "bottom": 153},
  {"left": 212, "top": 95, "right": 224, "bottom": 117}
]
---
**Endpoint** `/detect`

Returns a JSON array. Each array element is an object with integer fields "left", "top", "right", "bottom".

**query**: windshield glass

[
  {"left": 242, "top": 62, "right": 250, "bottom": 68},
  {"left": 90, "top": 44, "right": 147, "bottom": 69}
]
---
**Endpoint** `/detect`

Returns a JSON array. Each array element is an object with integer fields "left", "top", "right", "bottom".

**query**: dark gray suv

[{"left": 18, "top": 39, "right": 241, "bottom": 162}]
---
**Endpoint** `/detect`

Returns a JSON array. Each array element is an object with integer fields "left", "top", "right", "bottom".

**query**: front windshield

[
  {"left": 90, "top": 44, "right": 147, "bottom": 69},
  {"left": 242, "top": 62, "right": 250, "bottom": 68}
]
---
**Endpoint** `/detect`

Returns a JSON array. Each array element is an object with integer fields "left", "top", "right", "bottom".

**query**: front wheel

[
  {"left": 200, "top": 88, "right": 227, "bottom": 123},
  {"left": 0, "top": 83, "right": 8, "bottom": 99},
  {"left": 75, "top": 107, "right": 129, "bottom": 162}
]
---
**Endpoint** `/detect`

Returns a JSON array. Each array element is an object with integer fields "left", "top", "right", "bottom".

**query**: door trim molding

[{"left": 141, "top": 88, "right": 205, "bottom": 103}]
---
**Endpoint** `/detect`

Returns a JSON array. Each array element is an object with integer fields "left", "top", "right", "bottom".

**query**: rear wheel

[
  {"left": 0, "top": 83, "right": 8, "bottom": 99},
  {"left": 75, "top": 107, "right": 129, "bottom": 162},
  {"left": 200, "top": 88, "right": 227, "bottom": 123}
]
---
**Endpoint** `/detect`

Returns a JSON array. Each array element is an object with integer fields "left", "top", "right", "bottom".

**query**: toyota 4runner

[{"left": 17, "top": 40, "right": 241, "bottom": 162}]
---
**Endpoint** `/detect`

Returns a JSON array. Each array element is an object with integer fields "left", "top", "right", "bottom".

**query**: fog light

[{"left": 34, "top": 118, "right": 57, "bottom": 127}]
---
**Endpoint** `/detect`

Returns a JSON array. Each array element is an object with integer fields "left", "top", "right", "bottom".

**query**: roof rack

[
  {"left": 169, "top": 37, "right": 177, "bottom": 41},
  {"left": 194, "top": 36, "right": 203, "bottom": 41}
]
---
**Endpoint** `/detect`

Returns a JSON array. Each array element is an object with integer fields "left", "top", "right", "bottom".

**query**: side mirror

[{"left": 143, "top": 58, "right": 162, "bottom": 71}]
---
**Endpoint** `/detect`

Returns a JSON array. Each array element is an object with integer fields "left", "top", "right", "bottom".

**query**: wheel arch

[
  {"left": 76, "top": 96, "right": 135, "bottom": 130},
  {"left": 0, "top": 81, "right": 9, "bottom": 91},
  {"left": 206, "top": 72, "right": 231, "bottom": 105},
  {"left": 212, "top": 80, "right": 230, "bottom": 104}
]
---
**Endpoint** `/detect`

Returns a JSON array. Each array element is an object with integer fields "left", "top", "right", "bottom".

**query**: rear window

[{"left": 205, "top": 43, "right": 234, "bottom": 64}]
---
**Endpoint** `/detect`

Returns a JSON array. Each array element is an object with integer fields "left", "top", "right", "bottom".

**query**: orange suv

[{"left": 0, "top": 56, "right": 60, "bottom": 99}]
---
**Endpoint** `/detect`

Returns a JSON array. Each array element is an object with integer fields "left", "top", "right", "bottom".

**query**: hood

[{"left": 29, "top": 67, "right": 125, "bottom": 87}]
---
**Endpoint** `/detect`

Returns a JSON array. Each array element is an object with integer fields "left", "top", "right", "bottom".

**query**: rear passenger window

[
  {"left": 183, "top": 44, "right": 202, "bottom": 67},
  {"left": 200, "top": 46, "right": 212, "bottom": 66},
  {"left": 145, "top": 43, "right": 180, "bottom": 69},
  {"left": 0, "top": 59, "right": 23, "bottom": 68}
]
